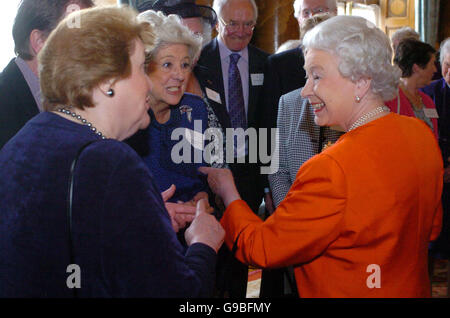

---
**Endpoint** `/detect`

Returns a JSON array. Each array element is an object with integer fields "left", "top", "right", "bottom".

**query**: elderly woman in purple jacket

[{"left": 0, "top": 6, "right": 224, "bottom": 297}]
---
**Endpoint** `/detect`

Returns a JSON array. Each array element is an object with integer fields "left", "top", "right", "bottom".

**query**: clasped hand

[
  {"left": 161, "top": 185, "right": 225, "bottom": 252},
  {"left": 161, "top": 185, "right": 213, "bottom": 232}
]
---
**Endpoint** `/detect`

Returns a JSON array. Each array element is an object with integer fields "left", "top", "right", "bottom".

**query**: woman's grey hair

[
  {"left": 137, "top": 10, "right": 202, "bottom": 63},
  {"left": 213, "top": 0, "right": 258, "bottom": 22},
  {"left": 293, "top": 0, "right": 337, "bottom": 19},
  {"left": 302, "top": 15, "right": 401, "bottom": 101},
  {"left": 440, "top": 37, "right": 450, "bottom": 66},
  {"left": 391, "top": 26, "right": 420, "bottom": 51}
]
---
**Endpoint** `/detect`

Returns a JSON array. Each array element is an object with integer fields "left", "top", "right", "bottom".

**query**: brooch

[
  {"left": 321, "top": 141, "right": 334, "bottom": 151},
  {"left": 180, "top": 105, "right": 193, "bottom": 123}
]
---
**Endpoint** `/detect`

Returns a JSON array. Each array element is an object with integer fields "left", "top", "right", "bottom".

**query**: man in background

[
  {"left": 197, "top": 0, "right": 268, "bottom": 297},
  {"left": 257, "top": 0, "right": 339, "bottom": 298},
  {"left": 0, "top": 0, "right": 93, "bottom": 149},
  {"left": 258, "top": 0, "right": 338, "bottom": 213}
]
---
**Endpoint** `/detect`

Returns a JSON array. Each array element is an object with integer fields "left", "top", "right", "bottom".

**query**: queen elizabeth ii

[{"left": 200, "top": 15, "right": 443, "bottom": 298}]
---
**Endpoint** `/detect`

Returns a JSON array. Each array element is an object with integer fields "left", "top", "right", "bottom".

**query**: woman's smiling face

[
  {"left": 147, "top": 43, "right": 192, "bottom": 108},
  {"left": 301, "top": 48, "right": 358, "bottom": 130}
]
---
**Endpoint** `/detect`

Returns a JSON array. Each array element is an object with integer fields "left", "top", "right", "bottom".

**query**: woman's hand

[
  {"left": 191, "top": 192, "right": 214, "bottom": 214},
  {"left": 161, "top": 185, "right": 196, "bottom": 232},
  {"left": 177, "top": 192, "right": 214, "bottom": 214},
  {"left": 198, "top": 167, "right": 241, "bottom": 207},
  {"left": 185, "top": 199, "right": 225, "bottom": 253}
]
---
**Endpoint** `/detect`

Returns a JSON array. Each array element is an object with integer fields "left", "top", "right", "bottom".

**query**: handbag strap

[{"left": 66, "top": 140, "right": 97, "bottom": 297}]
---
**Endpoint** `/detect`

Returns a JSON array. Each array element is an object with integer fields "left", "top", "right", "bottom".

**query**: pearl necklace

[
  {"left": 348, "top": 106, "right": 390, "bottom": 132},
  {"left": 58, "top": 108, "right": 107, "bottom": 139}
]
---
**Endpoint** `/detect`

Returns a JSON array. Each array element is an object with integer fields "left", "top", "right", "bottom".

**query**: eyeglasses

[
  {"left": 218, "top": 16, "right": 256, "bottom": 33},
  {"left": 302, "top": 6, "right": 330, "bottom": 18}
]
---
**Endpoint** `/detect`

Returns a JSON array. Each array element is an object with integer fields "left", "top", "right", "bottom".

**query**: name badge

[
  {"left": 205, "top": 87, "right": 222, "bottom": 104},
  {"left": 423, "top": 108, "right": 439, "bottom": 118},
  {"left": 251, "top": 73, "right": 264, "bottom": 86}
]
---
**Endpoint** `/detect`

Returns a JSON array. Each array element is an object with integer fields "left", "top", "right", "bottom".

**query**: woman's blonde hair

[
  {"left": 138, "top": 10, "right": 202, "bottom": 64},
  {"left": 39, "top": 6, "right": 155, "bottom": 111}
]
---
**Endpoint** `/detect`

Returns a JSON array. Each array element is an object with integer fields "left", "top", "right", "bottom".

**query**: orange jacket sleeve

[{"left": 220, "top": 154, "right": 347, "bottom": 268}]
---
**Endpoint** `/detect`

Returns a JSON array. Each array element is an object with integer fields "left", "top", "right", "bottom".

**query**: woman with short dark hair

[{"left": 386, "top": 39, "right": 439, "bottom": 139}]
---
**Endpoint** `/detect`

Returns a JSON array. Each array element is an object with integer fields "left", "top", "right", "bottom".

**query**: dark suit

[
  {"left": 197, "top": 38, "right": 268, "bottom": 297},
  {"left": 0, "top": 58, "right": 39, "bottom": 149},
  {"left": 197, "top": 38, "right": 268, "bottom": 212},
  {"left": 257, "top": 46, "right": 306, "bottom": 132},
  {"left": 256, "top": 46, "right": 306, "bottom": 298}
]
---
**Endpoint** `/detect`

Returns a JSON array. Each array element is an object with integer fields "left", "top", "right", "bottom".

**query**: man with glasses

[
  {"left": 258, "top": 0, "right": 338, "bottom": 161},
  {"left": 197, "top": 0, "right": 268, "bottom": 298},
  {"left": 257, "top": 0, "right": 339, "bottom": 298},
  {"left": 294, "top": 0, "right": 336, "bottom": 23}
]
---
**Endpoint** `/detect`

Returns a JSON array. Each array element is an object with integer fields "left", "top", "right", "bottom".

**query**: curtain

[{"left": 416, "top": 0, "right": 440, "bottom": 46}]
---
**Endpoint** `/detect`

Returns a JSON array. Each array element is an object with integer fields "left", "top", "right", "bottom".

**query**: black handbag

[{"left": 66, "top": 140, "right": 98, "bottom": 297}]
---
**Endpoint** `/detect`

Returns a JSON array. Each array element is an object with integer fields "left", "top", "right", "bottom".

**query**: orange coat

[{"left": 221, "top": 113, "right": 443, "bottom": 297}]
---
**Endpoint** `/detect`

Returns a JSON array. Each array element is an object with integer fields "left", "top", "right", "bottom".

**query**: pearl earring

[{"left": 355, "top": 95, "right": 361, "bottom": 103}]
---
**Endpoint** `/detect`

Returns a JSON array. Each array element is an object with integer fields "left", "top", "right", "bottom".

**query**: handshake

[
  {"left": 161, "top": 167, "right": 241, "bottom": 252},
  {"left": 161, "top": 184, "right": 225, "bottom": 253},
  {"left": 161, "top": 167, "right": 241, "bottom": 253}
]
